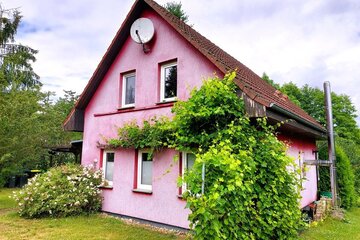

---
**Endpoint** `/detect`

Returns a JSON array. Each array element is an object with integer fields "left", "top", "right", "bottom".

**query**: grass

[
  {"left": 0, "top": 188, "right": 16, "bottom": 210},
  {"left": 299, "top": 207, "right": 360, "bottom": 239},
  {"left": 2, "top": 188, "right": 360, "bottom": 239},
  {"left": 0, "top": 188, "right": 185, "bottom": 240}
]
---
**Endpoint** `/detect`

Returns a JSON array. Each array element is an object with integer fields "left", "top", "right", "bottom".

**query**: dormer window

[
  {"left": 160, "top": 62, "right": 177, "bottom": 102},
  {"left": 122, "top": 72, "right": 136, "bottom": 107}
]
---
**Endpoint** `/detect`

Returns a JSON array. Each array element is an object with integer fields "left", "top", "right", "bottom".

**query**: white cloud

[{"left": 2, "top": 0, "right": 360, "bottom": 124}]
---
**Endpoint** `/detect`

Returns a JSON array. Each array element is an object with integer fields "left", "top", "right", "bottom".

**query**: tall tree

[
  {"left": 39, "top": 90, "right": 81, "bottom": 147},
  {"left": 0, "top": 6, "right": 40, "bottom": 91},
  {"left": 0, "top": 5, "right": 81, "bottom": 186},
  {"left": 0, "top": 89, "right": 43, "bottom": 185}
]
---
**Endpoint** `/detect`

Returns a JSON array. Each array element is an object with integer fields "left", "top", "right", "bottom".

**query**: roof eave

[{"left": 268, "top": 103, "right": 326, "bottom": 139}]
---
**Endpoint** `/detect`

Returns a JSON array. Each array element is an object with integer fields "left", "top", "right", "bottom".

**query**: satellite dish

[{"left": 130, "top": 18, "right": 155, "bottom": 44}]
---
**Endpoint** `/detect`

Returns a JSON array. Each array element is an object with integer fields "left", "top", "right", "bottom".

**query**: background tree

[
  {"left": 0, "top": 5, "right": 81, "bottom": 186},
  {"left": 0, "top": 6, "right": 40, "bottom": 91},
  {"left": 262, "top": 72, "right": 280, "bottom": 90},
  {"left": 164, "top": 1, "right": 189, "bottom": 23}
]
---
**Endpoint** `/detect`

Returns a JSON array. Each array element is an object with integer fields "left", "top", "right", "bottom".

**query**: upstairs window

[
  {"left": 160, "top": 62, "right": 177, "bottom": 102},
  {"left": 122, "top": 72, "right": 135, "bottom": 107},
  {"left": 103, "top": 151, "right": 115, "bottom": 186},
  {"left": 182, "top": 152, "right": 195, "bottom": 193},
  {"left": 137, "top": 150, "right": 153, "bottom": 191}
]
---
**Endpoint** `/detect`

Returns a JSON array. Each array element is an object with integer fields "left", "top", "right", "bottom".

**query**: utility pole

[{"left": 324, "top": 81, "right": 337, "bottom": 207}]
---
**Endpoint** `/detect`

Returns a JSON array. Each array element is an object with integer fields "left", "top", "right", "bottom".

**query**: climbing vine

[
  {"left": 106, "top": 117, "right": 173, "bottom": 158},
  {"left": 106, "top": 72, "right": 303, "bottom": 239}
]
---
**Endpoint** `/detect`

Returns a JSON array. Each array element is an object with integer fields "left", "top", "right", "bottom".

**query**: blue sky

[{"left": 3, "top": 0, "right": 360, "bottom": 125}]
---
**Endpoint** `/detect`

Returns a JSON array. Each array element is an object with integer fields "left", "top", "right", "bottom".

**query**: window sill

[
  {"left": 156, "top": 100, "right": 177, "bottom": 105},
  {"left": 99, "top": 186, "right": 113, "bottom": 190},
  {"left": 117, "top": 106, "right": 135, "bottom": 111},
  {"left": 132, "top": 188, "right": 152, "bottom": 194}
]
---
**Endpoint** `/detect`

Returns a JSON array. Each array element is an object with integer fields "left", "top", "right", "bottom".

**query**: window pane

[
  {"left": 141, "top": 153, "right": 153, "bottom": 185},
  {"left": 186, "top": 153, "right": 195, "bottom": 171},
  {"left": 105, "top": 153, "right": 114, "bottom": 181},
  {"left": 164, "top": 65, "right": 177, "bottom": 98},
  {"left": 125, "top": 75, "right": 135, "bottom": 105}
]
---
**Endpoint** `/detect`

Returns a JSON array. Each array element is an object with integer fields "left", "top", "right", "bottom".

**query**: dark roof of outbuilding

[{"left": 64, "top": 0, "right": 325, "bottom": 133}]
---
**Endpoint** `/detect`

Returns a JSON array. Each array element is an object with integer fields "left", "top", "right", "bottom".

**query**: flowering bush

[{"left": 13, "top": 164, "right": 103, "bottom": 218}]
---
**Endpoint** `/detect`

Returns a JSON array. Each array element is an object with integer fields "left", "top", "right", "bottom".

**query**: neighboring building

[{"left": 64, "top": 0, "right": 326, "bottom": 229}]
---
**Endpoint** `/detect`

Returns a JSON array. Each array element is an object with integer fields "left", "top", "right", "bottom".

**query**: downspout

[{"left": 269, "top": 103, "right": 326, "bottom": 134}]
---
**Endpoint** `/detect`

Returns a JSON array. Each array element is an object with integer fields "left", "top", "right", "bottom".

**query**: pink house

[{"left": 64, "top": 0, "right": 326, "bottom": 229}]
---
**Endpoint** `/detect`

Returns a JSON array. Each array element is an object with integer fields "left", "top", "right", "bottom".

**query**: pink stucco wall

[
  {"left": 81, "top": 8, "right": 318, "bottom": 229},
  {"left": 82, "top": 9, "right": 220, "bottom": 229},
  {"left": 278, "top": 134, "right": 318, "bottom": 208}
]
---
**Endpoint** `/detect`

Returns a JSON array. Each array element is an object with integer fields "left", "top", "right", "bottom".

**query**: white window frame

[
  {"left": 160, "top": 62, "right": 177, "bottom": 102},
  {"left": 182, "top": 152, "right": 195, "bottom": 193},
  {"left": 103, "top": 151, "right": 115, "bottom": 186},
  {"left": 137, "top": 150, "right": 153, "bottom": 191},
  {"left": 122, "top": 72, "right": 136, "bottom": 107}
]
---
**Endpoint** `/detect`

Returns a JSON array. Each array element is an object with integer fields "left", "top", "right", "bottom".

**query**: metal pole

[
  {"left": 201, "top": 163, "right": 205, "bottom": 195},
  {"left": 324, "top": 81, "right": 337, "bottom": 206}
]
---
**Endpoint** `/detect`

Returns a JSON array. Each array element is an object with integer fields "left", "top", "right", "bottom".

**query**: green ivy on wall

[{"left": 106, "top": 72, "right": 303, "bottom": 239}]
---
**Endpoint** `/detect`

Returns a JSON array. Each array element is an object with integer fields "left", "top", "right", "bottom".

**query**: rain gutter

[{"left": 269, "top": 103, "right": 326, "bottom": 134}]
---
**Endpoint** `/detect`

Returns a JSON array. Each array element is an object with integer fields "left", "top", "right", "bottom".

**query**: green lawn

[
  {"left": 0, "top": 188, "right": 16, "bottom": 210},
  {"left": 299, "top": 207, "right": 360, "bottom": 240},
  {"left": 2, "top": 188, "right": 360, "bottom": 240},
  {"left": 0, "top": 188, "right": 185, "bottom": 240}
]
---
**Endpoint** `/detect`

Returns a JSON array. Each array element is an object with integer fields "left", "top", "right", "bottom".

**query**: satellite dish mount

[{"left": 130, "top": 18, "right": 155, "bottom": 53}]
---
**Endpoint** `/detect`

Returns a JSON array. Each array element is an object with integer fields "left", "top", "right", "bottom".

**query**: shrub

[
  {"left": 317, "top": 143, "right": 356, "bottom": 209},
  {"left": 337, "top": 138, "right": 360, "bottom": 196},
  {"left": 336, "top": 145, "right": 356, "bottom": 209},
  {"left": 13, "top": 163, "right": 103, "bottom": 218}
]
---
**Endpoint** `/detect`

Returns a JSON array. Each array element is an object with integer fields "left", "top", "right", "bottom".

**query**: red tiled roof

[
  {"left": 144, "top": 0, "right": 323, "bottom": 129},
  {"left": 64, "top": 0, "right": 324, "bottom": 132}
]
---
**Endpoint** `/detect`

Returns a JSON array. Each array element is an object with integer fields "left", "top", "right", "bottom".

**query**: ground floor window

[
  {"left": 103, "top": 151, "right": 115, "bottom": 186},
  {"left": 181, "top": 152, "right": 195, "bottom": 193},
  {"left": 137, "top": 150, "right": 153, "bottom": 191}
]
